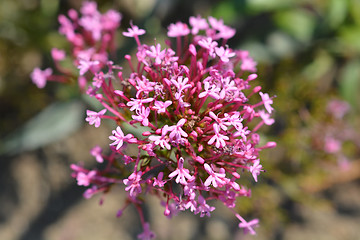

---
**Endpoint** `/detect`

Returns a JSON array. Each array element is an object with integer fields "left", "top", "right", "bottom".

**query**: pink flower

[
  {"left": 30, "top": 67, "right": 52, "bottom": 88},
  {"left": 145, "top": 43, "right": 166, "bottom": 65},
  {"left": 208, "top": 123, "right": 229, "bottom": 148},
  {"left": 76, "top": 170, "right": 96, "bottom": 186},
  {"left": 123, "top": 23, "right": 145, "bottom": 37},
  {"left": 90, "top": 145, "right": 103, "bottom": 163},
  {"left": 153, "top": 172, "right": 166, "bottom": 187},
  {"left": 109, "top": 126, "right": 137, "bottom": 150},
  {"left": 168, "top": 157, "right": 194, "bottom": 185},
  {"left": 123, "top": 171, "right": 143, "bottom": 198},
  {"left": 215, "top": 46, "right": 235, "bottom": 62},
  {"left": 137, "top": 222, "right": 156, "bottom": 240},
  {"left": 85, "top": 109, "right": 106, "bottom": 127},
  {"left": 171, "top": 76, "right": 192, "bottom": 99},
  {"left": 189, "top": 15, "right": 208, "bottom": 35},
  {"left": 204, "top": 163, "right": 228, "bottom": 188},
  {"left": 327, "top": 99, "right": 350, "bottom": 119},
  {"left": 259, "top": 110, "right": 275, "bottom": 125},
  {"left": 196, "top": 195, "right": 215, "bottom": 217},
  {"left": 259, "top": 92, "right": 274, "bottom": 114},
  {"left": 127, "top": 97, "right": 154, "bottom": 113},
  {"left": 249, "top": 160, "right": 262, "bottom": 182},
  {"left": 78, "top": 58, "right": 100, "bottom": 75},
  {"left": 168, "top": 119, "right": 188, "bottom": 143},
  {"left": 149, "top": 125, "right": 171, "bottom": 150},
  {"left": 101, "top": 9, "right": 122, "bottom": 30},
  {"left": 51, "top": 48, "right": 66, "bottom": 61},
  {"left": 209, "top": 111, "right": 228, "bottom": 131},
  {"left": 198, "top": 37, "right": 218, "bottom": 57},
  {"left": 167, "top": 22, "right": 190, "bottom": 37},
  {"left": 80, "top": 1, "right": 98, "bottom": 15},
  {"left": 324, "top": 137, "right": 341, "bottom": 154},
  {"left": 153, "top": 100, "right": 172, "bottom": 114},
  {"left": 199, "top": 81, "right": 220, "bottom": 99},
  {"left": 237, "top": 216, "right": 259, "bottom": 235},
  {"left": 79, "top": 14, "right": 102, "bottom": 40},
  {"left": 240, "top": 55, "right": 257, "bottom": 72},
  {"left": 132, "top": 106, "right": 150, "bottom": 126}
]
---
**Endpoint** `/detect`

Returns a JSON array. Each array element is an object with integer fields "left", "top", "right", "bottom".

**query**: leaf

[
  {"left": 338, "top": 25, "right": 360, "bottom": 53},
  {"left": 1, "top": 100, "right": 85, "bottom": 155},
  {"left": 326, "top": 0, "right": 348, "bottom": 29},
  {"left": 339, "top": 60, "right": 360, "bottom": 108},
  {"left": 246, "top": 0, "right": 295, "bottom": 12},
  {"left": 274, "top": 9, "right": 316, "bottom": 43}
]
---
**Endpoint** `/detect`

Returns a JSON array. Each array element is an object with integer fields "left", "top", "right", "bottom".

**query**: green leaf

[
  {"left": 246, "top": 0, "right": 295, "bottom": 12},
  {"left": 1, "top": 100, "right": 85, "bottom": 155},
  {"left": 338, "top": 25, "right": 360, "bottom": 53},
  {"left": 274, "top": 9, "right": 316, "bottom": 43},
  {"left": 326, "top": 0, "right": 348, "bottom": 29},
  {"left": 339, "top": 60, "right": 360, "bottom": 108},
  {"left": 349, "top": 0, "right": 360, "bottom": 26}
]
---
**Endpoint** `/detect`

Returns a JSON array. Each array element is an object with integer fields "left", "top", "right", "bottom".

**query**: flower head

[{"left": 33, "top": 5, "right": 276, "bottom": 237}]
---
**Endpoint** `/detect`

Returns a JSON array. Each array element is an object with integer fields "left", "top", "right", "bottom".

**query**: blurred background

[{"left": 1, "top": 0, "right": 360, "bottom": 239}]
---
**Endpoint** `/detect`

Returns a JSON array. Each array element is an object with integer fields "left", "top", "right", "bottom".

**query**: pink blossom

[
  {"left": 78, "top": 58, "right": 100, "bottom": 75},
  {"left": 259, "top": 110, "right": 275, "bottom": 125},
  {"left": 123, "top": 23, "right": 145, "bottom": 37},
  {"left": 80, "top": 1, "right": 98, "bottom": 15},
  {"left": 145, "top": 43, "right": 166, "bottom": 65},
  {"left": 101, "top": 10, "right": 122, "bottom": 30},
  {"left": 51, "top": 48, "right": 66, "bottom": 61},
  {"left": 171, "top": 76, "right": 192, "bottom": 99},
  {"left": 215, "top": 46, "right": 235, "bottom": 62},
  {"left": 224, "top": 112, "right": 243, "bottom": 130},
  {"left": 324, "top": 137, "right": 341, "bottom": 154},
  {"left": 168, "top": 119, "right": 188, "bottom": 143},
  {"left": 85, "top": 109, "right": 107, "bottom": 127},
  {"left": 36, "top": 8, "right": 277, "bottom": 237},
  {"left": 127, "top": 97, "right": 154, "bottom": 113},
  {"left": 30, "top": 67, "right": 52, "bottom": 88},
  {"left": 327, "top": 99, "right": 350, "bottom": 119},
  {"left": 123, "top": 171, "right": 143, "bottom": 198},
  {"left": 204, "top": 163, "right": 228, "bottom": 188},
  {"left": 208, "top": 16, "right": 225, "bottom": 31},
  {"left": 240, "top": 55, "right": 257, "bottom": 72},
  {"left": 196, "top": 195, "right": 215, "bottom": 217},
  {"left": 79, "top": 14, "right": 102, "bottom": 40},
  {"left": 153, "top": 172, "right": 166, "bottom": 187},
  {"left": 76, "top": 170, "right": 96, "bottom": 186},
  {"left": 167, "top": 22, "right": 190, "bottom": 37},
  {"left": 168, "top": 157, "right": 194, "bottom": 185},
  {"left": 217, "top": 25, "right": 236, "bottom": 39},
  {"left": 90, "top": 145, "right": 103, "bottom": 163},
  {"left": 259, "top": 92, "right": 274, "bottom": 114},
  {"left": 135, "top": 76, "right": 156, "bottom": 98},
  {"left": 58, "top": 14, "right": 75, "bottom": 41},
  {"left": 137, "top": 222, "right": 156, "bottom": 240},
  {"left": 209, "top": 111, "right": 228, "bottom": 131},
  {"left": 109, "top": 126, "right": 137, "bottom": 150},
  {"left": 249, "top": 160, "right": 263, "bottom": 182},
  {"left": 189, "top": 15, "right": 208, "bottom": 35},
  {"left": 153, "top": 100, "right": 172, "bottom": 114},
  {"left": 208, "top": 123, "right": 229, "bottom": 148},
  {"left": 149, "top": 125, "right": 171, "bottom": 150},
  {"left": 237, "top": 216, "right": 259, "bottom": 235},
  {"left": 198, "top": 37, "right": 218, "bottom": 57},
  {"left": 199, "top": 81, "right": 220, "bottom": 99},
  {"left": 132, "top": 106, "right": 150, "bottom": 126}
]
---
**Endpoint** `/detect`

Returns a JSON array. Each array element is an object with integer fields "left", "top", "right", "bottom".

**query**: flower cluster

[
  {"left": 31, "top": 2, "right": 276, "bottom": 239},
  {"left": 316, "top": 99, "right": 355, "bottom": 170}
]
